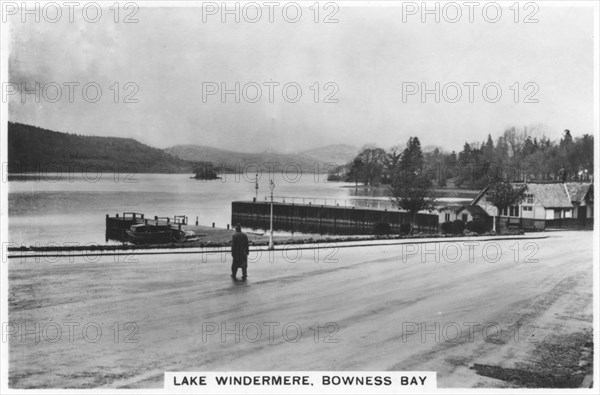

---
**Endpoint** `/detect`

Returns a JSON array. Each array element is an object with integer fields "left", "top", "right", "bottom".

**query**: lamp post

[
  {"left": 254, "top": 173, "right": 259, "bottom": 202},
  {"left": 269, "top": 178, "right": 275, "bottom": 250}
]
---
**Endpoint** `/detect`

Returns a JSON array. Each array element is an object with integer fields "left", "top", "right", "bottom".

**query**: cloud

[{"left": 7, "top": 4, "right": 595, "bottom": 152}]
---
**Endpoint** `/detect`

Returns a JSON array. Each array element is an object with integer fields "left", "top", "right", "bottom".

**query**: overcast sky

[{"left": 7, "top": 2, "right": 596, "bottom": 153}]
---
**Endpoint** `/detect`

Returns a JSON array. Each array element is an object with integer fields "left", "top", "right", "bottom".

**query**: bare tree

[{"left": 356, "top": 145, "right": 386, "bottom": 186}]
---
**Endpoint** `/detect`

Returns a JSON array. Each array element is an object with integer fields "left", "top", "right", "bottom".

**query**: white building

[{"left": 471, "top": 182, "right": 593, "bottom": 230}]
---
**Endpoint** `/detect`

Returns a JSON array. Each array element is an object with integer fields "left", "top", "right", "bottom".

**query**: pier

[
  {"left": 105, "top": 212, "right": 188, "bottom": 243},
  {"left": 231, "top": 201, "right": 439, "bottom": 235}
]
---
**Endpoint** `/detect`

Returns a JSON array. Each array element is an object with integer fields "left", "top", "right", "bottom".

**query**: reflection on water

[{"left": 347, "top": 186, "right": 391, "bottom": 198}]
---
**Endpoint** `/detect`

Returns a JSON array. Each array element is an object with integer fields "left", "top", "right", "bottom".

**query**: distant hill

[
  {"left": 7, "top": 122, "right": 193, "bottom": 174},
  {"left": 298, "top": 144, "right": 359, "bottom": 166},
  {"left": 164, "top": 144, "right": 356, "bottom": 172},
  {"left": 7, "top": 122, "right": 360, "bottom": 175}
]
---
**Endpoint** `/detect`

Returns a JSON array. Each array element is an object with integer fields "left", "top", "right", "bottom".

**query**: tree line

[{"left": 328, "top": 127, "right": 594, "bottom": 189}]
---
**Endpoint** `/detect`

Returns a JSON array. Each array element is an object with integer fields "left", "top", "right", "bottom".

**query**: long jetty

[{"left": 231, "top": 201, "right": 439, "bottom": 235}]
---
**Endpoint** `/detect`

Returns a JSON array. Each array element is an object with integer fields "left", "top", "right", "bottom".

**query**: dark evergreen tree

[{"left": 389, "top": 137, "right": 437, "bottom": 234}]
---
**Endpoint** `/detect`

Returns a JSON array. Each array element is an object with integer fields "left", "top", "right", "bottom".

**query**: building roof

[
  {"left": 527, "top": 183, "right": 573, "bottom": 208},
  {"left": 458, "top": 205, "right": 490, "bottom": 217},
  {"left": 438, "top": 205, "right": 464, "bottom": 212},
  {"left": 471, "top": 188, "right": 487, "bottom": 205},
  {"left": 472, "top": 181, "right": 593, "bottom": 209},
  {"left": 524, "top": 183, "right": 573, "bottom": 209},
  {"left": 471, "top": 183, "right": 526, "bottom": 206},
  {"left": 564, "top": 182, "right": 592, "bottom": 204}
]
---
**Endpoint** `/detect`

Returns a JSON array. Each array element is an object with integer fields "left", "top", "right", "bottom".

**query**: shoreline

[{"left": 6, "top": 231, "right": 554, "bottom": 257}]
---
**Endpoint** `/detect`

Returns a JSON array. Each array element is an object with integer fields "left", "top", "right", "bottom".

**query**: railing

[
  {"left": 106, "top": 213, "right": 187, "bottom": 228},
  {"left": 263, "top": 196, "right": 395, "bottom": 210},
  {"left": 151, "top": 216, "right": 187, "bottom": 226},
  {"left": 121, "top": 212, "right": 145, "bottom": 220},
  {"left": 173, "top": 215, "right": 188, "bottom": 225}
]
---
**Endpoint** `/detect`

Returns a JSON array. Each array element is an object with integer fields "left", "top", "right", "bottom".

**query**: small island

[{"left": 193, "top": 162, "right": 220, "bottom": 180}]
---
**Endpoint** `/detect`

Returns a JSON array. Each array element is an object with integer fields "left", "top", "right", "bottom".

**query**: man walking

[{"left": 231, "top": 224, "right": 249, "bottom": 280}]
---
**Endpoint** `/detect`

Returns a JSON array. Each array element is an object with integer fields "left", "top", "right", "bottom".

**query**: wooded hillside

[{"left": 7, "top": 122, "right": 193, "bottom": 174}]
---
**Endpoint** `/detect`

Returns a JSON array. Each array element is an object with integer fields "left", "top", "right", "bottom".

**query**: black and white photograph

[{"left": 0, "top": 1, "right": 598, "bottom": 392}]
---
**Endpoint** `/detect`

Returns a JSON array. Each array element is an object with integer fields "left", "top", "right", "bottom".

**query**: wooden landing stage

[
  {"left": 105, "top": 212, "right": 188, "bottom": 242},
  {"left": 231, "top": 201, "right": 439, "bottom": 235}
]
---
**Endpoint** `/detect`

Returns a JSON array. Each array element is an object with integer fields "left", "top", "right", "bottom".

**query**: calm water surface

[
  {"left": 9, "top": 173, "right": 470, "bottom": 246},
  {"left": 8, "top": 173, "right": 356, "bottom": 245}
]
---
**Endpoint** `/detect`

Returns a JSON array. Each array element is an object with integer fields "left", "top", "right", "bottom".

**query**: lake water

[
  {"left": 8, "top": 173, "right": 353, "bottom": 246},
  {"left": 8, "top": 173, "right": 470, "bottom": 246}
]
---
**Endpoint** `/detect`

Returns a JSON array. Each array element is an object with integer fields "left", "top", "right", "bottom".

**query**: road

[{"left": 7, "top": 231, "right": 594, "bottom": 388}]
